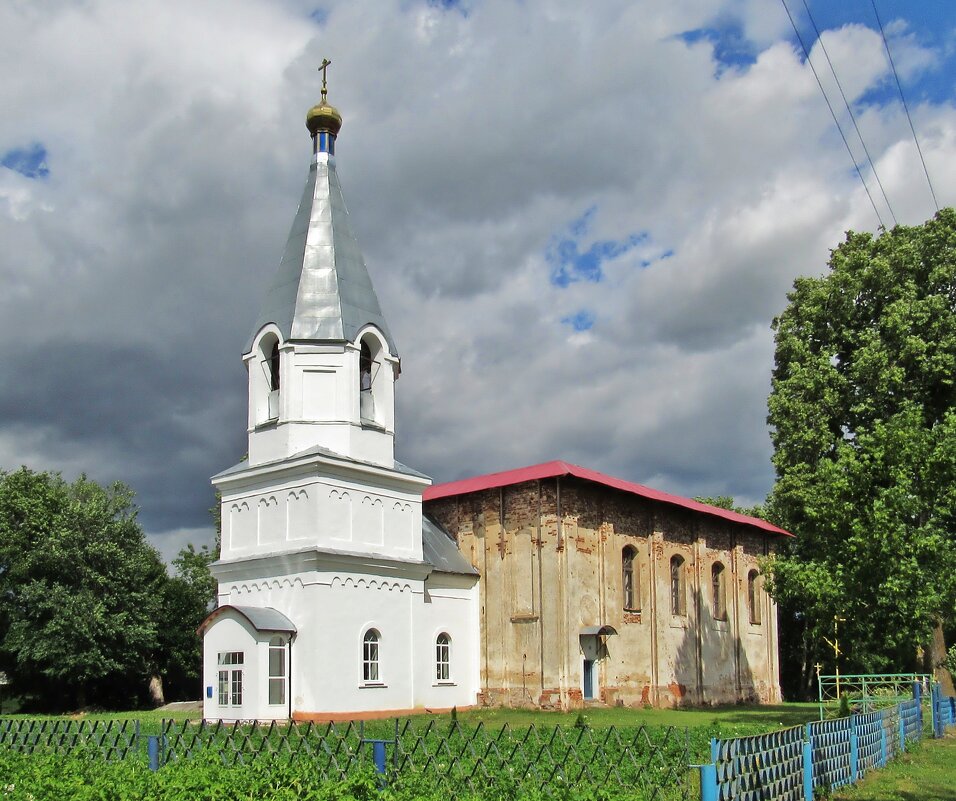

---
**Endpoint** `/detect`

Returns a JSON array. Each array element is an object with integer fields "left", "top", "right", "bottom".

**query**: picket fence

[
  {"left": 699, "top": 683, "right": 956, "bottom": 801},
  {"left": 1, "top": 684, "right": 954, "bottom": 800},
  {"left": 0, "top": 715, "right": 689, "bottom": 799}
]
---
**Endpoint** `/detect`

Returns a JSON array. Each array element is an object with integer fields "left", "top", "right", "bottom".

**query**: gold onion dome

[{"left": 306, "top": 92, "right": 343, "bottom": 136}]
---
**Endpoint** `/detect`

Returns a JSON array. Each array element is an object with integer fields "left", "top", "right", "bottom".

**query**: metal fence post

[
  {"left": 147, "top": 735, "right": 159, "bottom": 772},
  {"left": 394, "top": 718, "right": 400, "bottom": 768},
  {"left": 879, "top": 721, "right": 887, "bottom": 767},
  {"left": 372, "top": 740, "right": 386, "bottom": 775},
  {"left": 931, "top": 684, "right": 940, "bottom": 738},
  {"left": 849, "top": 715, "right": 858, "bottom": 784},
  {"left": 710, "top": 736, "right": 718, "bottom": 764},
  {"left": 699, "top": 763, "right": 718, "bottom": 801},
  {"left": 803, "top": 738, "right": 813, "bottom": 801},
  {"left": 913, "top": 681, "right": 922, "bottom": 739},
  {"left": 898, "top": 703, "right": 906, "bottom": 752}
]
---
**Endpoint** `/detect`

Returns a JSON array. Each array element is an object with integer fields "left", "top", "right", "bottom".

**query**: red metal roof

[{"left": 422, "top": 460, "right": 791, "bottom": 537}]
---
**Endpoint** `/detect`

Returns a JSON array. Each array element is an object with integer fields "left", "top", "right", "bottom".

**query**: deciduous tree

[
  {"left": 766, "top": 209, "right": 956, "bottom": 697},
  {"left": 0, "top": 468, "right": 168, "bottom": 709}
]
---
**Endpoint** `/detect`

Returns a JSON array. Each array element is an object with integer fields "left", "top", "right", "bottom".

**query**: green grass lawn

[
  {"left": 1, "top": 702, "right": 819, "bottom": 731},
  {"left": 444, "top": 702, "right": 820, "bottom": 733},
  {"left": 832, "top": 734, "right": 956, "bottom": 801}
]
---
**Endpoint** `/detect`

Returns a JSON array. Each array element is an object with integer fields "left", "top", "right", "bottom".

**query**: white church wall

[
  {"left": 293, "top": 573, "right": 418, "bottom": 715},
  {"left": 245, "top": 329, "right": 398, "bottom": 469},
  {"left": 414, "top": 574, "right": 481, "bottom": 710},
  {"left": 218, "top": 468, "right": 426, "bottom": 563}
]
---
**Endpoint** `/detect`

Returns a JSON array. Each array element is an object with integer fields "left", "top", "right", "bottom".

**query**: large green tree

[
  {"left": 0, "top": 467, "right": 170, "bottom": 709},
  {"left": 766, "top": 208, "right": 956, "bottom": 698}
]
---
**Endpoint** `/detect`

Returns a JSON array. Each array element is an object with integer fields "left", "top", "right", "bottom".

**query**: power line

[
  {"left": 800, "top": 0, "right": 897, "bottom": 226},
  {"left": 870, "top": 0, "right": 940, "bottom": 213},
  {"left": 779, "top": 0, "right": 887, "bottom": 229}
]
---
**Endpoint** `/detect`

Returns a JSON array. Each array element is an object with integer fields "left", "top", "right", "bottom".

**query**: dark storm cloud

[{"left": 0, "top": 0, "right": 953, "bottom": 560}]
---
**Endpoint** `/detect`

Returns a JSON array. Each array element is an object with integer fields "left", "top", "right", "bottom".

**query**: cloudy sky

[{"left": 1, "top": 0, "right": 954, "bottom": 561}]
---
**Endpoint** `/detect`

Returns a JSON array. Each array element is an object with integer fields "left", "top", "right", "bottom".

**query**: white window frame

[
  {"left": 362, "top": 628, "right": 383, "bottom": 686},
  {"left": 268, "top": 636, "right": 286, "bottom": 706},
  {"left": 217, "top": 651, "right": 244, "bottom": 706},
  {"left": 435, "top": 633, "right": 452, "bottom": 683}
]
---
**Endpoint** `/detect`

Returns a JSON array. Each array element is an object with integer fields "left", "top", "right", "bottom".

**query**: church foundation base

[{"left": 292, "top": 704, "right": 476, "bottom": 723}]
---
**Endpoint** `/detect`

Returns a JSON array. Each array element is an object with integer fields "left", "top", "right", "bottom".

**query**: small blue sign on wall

[{"left": 206, "top": 686, "right": 213, "bottom": 699}]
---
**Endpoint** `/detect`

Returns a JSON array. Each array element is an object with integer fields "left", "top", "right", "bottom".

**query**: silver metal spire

[{"left": 245, "top": 125, "right": 396, "bottom": 354}]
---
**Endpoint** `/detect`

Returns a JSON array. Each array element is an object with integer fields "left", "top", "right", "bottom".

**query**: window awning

[{"left": 579, "top": 625, "right": 618, "bottom": 637}]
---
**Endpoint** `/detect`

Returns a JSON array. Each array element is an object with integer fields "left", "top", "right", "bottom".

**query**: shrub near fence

[
  {"left": 699, "top": 687, "right": 943, "bottom": 801},
  {"left": 159, "top": 718, "right": 691, "bottom": 800}
]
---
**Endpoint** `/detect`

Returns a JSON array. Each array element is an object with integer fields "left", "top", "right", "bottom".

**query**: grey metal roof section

[
  {"left": 198, "top": 604, "right": 296, "bottom": 637},
  {"left": 234, "top": 605, "right": 297, "bottom": 633},
  {"left": 245, "top": 157, "right": 396, "bottom": 354},
  {"left": 579, "top": 625, "right": 618, "bottom": 637},
  {"left": 422, "top": 514, "right": 478, "bottom": 576},
  {"left": 212, "top": 443, "right": 429, "bottom": 482}
]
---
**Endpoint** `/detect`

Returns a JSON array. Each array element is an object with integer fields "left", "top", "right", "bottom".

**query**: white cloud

[{"left": 0, "top": 0, "right": 953, "bottom": 549}]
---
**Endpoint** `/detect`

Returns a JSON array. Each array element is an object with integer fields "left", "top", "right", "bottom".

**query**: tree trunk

[
  {"left": 929, "top": 621, "right": 955, "bottom": 696},
  {"left": 148, "top": 674, "right": 165, "bottom": 707}
]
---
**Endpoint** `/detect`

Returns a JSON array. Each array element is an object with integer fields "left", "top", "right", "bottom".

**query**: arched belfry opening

[
  {"left": 358, "top": 333, "right": 385, "bottom": 427},
  {"left": 251, "top": 331, "right": 282, "bottom": 426},
  {"left": 269, "top": 341, "right": 280, "bottom": 393}
]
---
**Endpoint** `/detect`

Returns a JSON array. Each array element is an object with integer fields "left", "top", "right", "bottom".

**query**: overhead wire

[
  {"left": 869, "top": 0, "right": 940, "bottom": 213},
  {"left": 778, "top": 0, "right": 887, "bottom": 229},
  {"left": 800, "top": 0, "right": 897, "bottom": 227}
]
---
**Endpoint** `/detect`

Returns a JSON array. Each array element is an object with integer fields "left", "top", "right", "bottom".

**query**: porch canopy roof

[
  {"left": 197, "top": 604, "right": 297, "bottom": 637},
  {"left": 579, "top": 625, "right": 618, "bottom": 637}
]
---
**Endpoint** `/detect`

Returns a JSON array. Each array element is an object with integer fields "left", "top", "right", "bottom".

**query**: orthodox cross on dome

[
  {"left": 318, "top": 58, "right": 332, "bottom": 101},
  {"left": 306, "top": 57, "right": 342, "bottom": 149}
]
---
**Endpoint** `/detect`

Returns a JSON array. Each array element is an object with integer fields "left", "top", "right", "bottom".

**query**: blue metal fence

[
  {"left": 700, "top": 685, "right": 931, "bottom": 801},
  {"left": 931, "top": 683, "right": 956, "bottom": 737},
  {"left": 0, "top": 718, "right": 142, "bottom": 760}
]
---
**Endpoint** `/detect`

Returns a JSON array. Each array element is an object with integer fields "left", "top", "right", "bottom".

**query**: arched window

[
  {"left": 712, "top": 562, "right": 727, "bottom": 621},
  {"left": 670, "top": 555, "right": 686, "bottom": 617},
  {"left": 748, "top": 570, "right": 761, "bottom": 625},
  {"left": 268, "top": 636, "right": 286, "bottom": 705},
  {"left": 622, "top": 546, "right": 639, "bottom": 610},
  {"left": 269, "top": 341, "right": 280, "bottom": 392},
  {"left": 436, "top": 633, "right": 451, "bottom": 681},
  {"left": 362, "top": 629, "right": 380, "bottom": 683}
]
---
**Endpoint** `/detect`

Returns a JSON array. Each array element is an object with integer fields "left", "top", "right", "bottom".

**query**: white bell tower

[{"left": 243, "top": 68, "right": 399, "bottom": 468}]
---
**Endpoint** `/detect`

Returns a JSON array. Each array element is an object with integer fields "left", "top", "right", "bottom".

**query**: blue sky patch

[
  {"left": 547, "top": 206, "right": 648, "bottom": 288},
  {"left": 428, "top": 0, "right": 469, "bottom": 15},
  {"left": 1, "top": 142, "right": 49, "bottom": 179},
  {"left": 677, "top": 19, "right": 758, "bottom": 73},
  {"left": 562, "top": 310, "right": 595, "bottom": 332},
  {"left": 309, "top": 8, "right": 328, "bottom": 25},
  {"left": 781, "top": 0, "right": 955, "bottom": 105}
]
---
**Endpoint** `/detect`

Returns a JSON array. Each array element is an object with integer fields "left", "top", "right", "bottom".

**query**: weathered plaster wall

[{"left": 426, "top": 477, "right": 781, "bottom": 710}]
